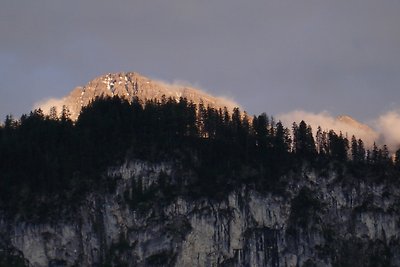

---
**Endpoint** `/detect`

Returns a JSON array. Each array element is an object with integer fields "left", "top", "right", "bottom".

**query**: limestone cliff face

[
  {"left": 1, "top": 160, "right": 399, "bottom": 267},
  {"left": 38, "top": 72, "right": 238, "bottom": 120}
]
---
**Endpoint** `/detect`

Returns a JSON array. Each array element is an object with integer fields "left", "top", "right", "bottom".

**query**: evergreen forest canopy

[{"left": 1, "top": 96, "right": 400, "bottom": 220}]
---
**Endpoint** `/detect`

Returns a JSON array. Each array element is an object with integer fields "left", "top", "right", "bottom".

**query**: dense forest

[{"left": 0, "top": 96, "right": 399, "bottom": 220}]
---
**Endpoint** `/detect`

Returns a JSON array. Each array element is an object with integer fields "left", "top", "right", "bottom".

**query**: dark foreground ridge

[{"left": 0, "top": 96, "right": 400, "bottom": 266}]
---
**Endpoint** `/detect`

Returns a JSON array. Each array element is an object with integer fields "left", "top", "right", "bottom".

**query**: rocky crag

[
  {"left": 1, "top": 160, "right": 399, "bottom": 267},
  {"left": 38, "top": 72, "right": 237, "bottom": 120}
]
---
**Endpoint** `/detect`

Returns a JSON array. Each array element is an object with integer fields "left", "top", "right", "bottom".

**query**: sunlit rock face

[
  {"left": 1, "top": 160, "right": 399, "bottom": 267},
  {"left": 336, "top": 115, "right": 372, "bottom": 133},
  {"left": 336, "top": 115, "right": 379, "bottom": 145},
  {"left": 37, "top": 72, "right": 238, "bottom": 120}
]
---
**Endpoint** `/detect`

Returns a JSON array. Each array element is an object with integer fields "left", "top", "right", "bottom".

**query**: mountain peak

[
  {"left": 336, "top": 115, "right": 373, "bottom": 132},
  {"left": 37, "top": 72, "right": 239, "bottom": 120}
]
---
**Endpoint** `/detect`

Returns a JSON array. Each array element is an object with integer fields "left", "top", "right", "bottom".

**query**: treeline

[{"left": 0, "top": 96, "right": 399, "bottom": 219}]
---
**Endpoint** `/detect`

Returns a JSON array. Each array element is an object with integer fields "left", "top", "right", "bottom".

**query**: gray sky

[{"left": 1, "top": 0, "right": 400, "bottom": 122}]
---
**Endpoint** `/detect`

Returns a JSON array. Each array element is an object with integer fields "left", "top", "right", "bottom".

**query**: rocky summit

[{"left": 38, "top": 72, "right": 237, "bottom": 120}]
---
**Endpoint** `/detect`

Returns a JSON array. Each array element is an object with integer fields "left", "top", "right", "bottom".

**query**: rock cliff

[{"left": 1, "top": 160, "right": 399, "bottom": 267}]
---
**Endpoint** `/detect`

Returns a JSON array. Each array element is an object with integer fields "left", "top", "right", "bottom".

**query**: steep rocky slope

[
  {"left": 1, "top": 160, "right": 399, "bottom": 267},
  {"left": 37, "top": 72, "right": 237, "bottom": 120}
]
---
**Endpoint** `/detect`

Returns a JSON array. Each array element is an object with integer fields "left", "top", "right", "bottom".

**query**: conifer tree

[
  {"left": 293, "top": 120, "right": 316, "bottom": 160},
  {"left": 328, "top": 131, "right": 348, "bottom": 162},
  {"left": 274, "top": 121, "right": 291, "bottom": 155},
  {"left": 351, "top": 135, "right": 358, "bottom": 162},
  {"left": 372, "top": 142, "right": 379, "bottom": 163},
  {"left": 395, "top": 149, "right": 400, "bottom": 169},
  {"left": 357, "top": 139, "right": 365, "bottom": 162},
  {"left": 316, "top": 126, "right": 324, "bottom": 155},
  {"left": 253, "top": 113, "right": 269, "bottom": 149}
]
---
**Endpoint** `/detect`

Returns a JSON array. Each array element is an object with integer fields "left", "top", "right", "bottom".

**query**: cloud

[
  {"left": 154, "top": 79, "right": 242, "bottom": 111},
  {"left": 278, "top": 110, "right": 379, "bottom": 148},
  {"left": 375, "top": 110, "right": 400, "bottom": 151},
  {"left": 278, "top": 109, "right": 400, "bottom": 151},
  {"left": 33, "top": 97, "right": 66, "bottom": 116}
]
